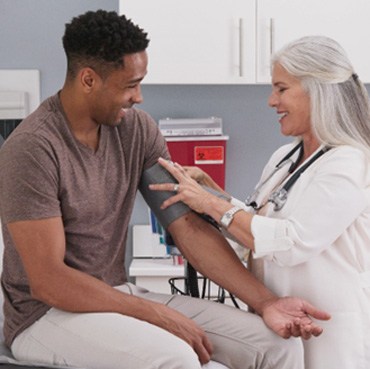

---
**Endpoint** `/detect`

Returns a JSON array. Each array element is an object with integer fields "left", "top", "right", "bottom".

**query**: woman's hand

[
  {"left": 183, "top": 166, "right": 227, "bottom": 194},
  {"left": 183, "top": 166, "right": 207, "bottom": 183},
  {"left": 149, "top": 158, "right": 217, "bottom": 214}
]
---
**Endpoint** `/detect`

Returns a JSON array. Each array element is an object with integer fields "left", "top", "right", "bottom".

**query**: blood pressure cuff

[
  {"left": 139, "top": 162, "right": 192, "bottom": 229},
  {"left": 202, "top": 186, "right": 232, "bottom": 202}
]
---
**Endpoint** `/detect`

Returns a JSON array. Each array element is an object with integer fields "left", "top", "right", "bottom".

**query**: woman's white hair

[{"left": 272, "top": 35, "right": 370, "bottom": 155}]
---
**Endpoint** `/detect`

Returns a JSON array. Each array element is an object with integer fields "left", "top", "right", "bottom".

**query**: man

[{"left": 0, "top": 10, "right": 329, "bottom": 369}]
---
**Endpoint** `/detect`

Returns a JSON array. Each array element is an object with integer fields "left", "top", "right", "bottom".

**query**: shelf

[{"left": 129, "top": 258, "right": 184, "bottom": 277}]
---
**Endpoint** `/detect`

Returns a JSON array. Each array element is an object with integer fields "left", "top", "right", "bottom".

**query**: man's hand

[
  {"left": 150, "top": 302, "right": 213, "bottom": 365},
  {"left": 261, "top": 297, "right": 331, "bottom": 339}
]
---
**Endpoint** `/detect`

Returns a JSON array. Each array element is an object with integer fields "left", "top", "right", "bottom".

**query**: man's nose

[{"left": 132, "top": 85, "right": 143, "bottom": 104}]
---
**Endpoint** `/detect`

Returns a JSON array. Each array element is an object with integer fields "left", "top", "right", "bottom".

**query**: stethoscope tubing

[{"left": 245, "top": 141, "right": 330, "bottom": 211}]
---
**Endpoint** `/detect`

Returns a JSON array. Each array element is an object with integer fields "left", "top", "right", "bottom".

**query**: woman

[{"left": 150, "top": 36, "right": 370, "bottom": 369}]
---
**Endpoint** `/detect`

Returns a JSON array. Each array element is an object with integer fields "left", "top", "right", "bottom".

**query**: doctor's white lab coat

[{"left": 233, "top": 142, "right": 370, "bottom": 369}]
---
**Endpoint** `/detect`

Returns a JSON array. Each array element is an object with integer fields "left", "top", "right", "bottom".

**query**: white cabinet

[
  {"left": 129, "top": 258, "right": 185, "bottom": 294},
  {"left": 119, "top": 0, "right": 370, "bottom": 84},
  {"left": 119, "top": 0, "right": 256, "bottom": 84},
  {"left": 256, "top": 0, "right": 370, "bottom": 83}
]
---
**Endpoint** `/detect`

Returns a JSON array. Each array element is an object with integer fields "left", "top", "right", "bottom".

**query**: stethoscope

[{"left": 245, "top": 141, "right": 330, "bottom": 211}]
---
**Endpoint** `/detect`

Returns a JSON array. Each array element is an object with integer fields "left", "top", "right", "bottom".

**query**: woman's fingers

[
  {"left": 158, "top": 157, "right": 189, "bottom": 180},
  {"left": 149, "top": 182, "right": 179, "bottom": 192}
]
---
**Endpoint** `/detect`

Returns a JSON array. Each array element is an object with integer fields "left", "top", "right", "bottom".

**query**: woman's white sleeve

[{"left": 230, "top": 197, "right": 250, "bottom": 211}]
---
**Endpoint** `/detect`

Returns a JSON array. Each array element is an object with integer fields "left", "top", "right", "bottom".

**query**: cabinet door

[
  {"left": 257, "top": 0, "right": 370, "bottom": 83},
  {"left": 119, "top": 0, "right": 256, "bottom": 84}
]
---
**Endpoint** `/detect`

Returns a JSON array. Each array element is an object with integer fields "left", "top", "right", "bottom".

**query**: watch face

[
  {"left": 221, "top": 206, "right": 241, "bottom": 228},
  {"left": 221, "top": 212, "right": 232, "bottom": 227}
]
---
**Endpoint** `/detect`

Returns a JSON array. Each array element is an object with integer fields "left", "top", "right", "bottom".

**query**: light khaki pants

[{"left": 12, "top": 284, "right": 304, "bottom": 369}]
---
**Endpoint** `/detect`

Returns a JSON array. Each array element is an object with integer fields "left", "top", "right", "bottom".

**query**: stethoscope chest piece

[{"left": 245, "top": 142, "right": 330, "bottom": 212}]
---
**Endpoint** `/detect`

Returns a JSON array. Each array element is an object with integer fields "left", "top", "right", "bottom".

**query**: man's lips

[{"left": 119, "top": 108, "right": 128, "bottom": 119}]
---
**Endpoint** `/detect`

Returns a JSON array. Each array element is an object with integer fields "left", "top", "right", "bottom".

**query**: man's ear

[{"left": 80, "top": 68, "right": 98, "bottom": 92}]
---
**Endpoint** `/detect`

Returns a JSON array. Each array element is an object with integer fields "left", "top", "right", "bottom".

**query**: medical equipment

[
  {"left": 245, "top": 141, "right": 330, "bottom": 211},
  {"left": 159, "top": 117, "right": 223, "bottom": 137},
  {"left": 139, "top": 162, "right": 191, "bottom": 229}
]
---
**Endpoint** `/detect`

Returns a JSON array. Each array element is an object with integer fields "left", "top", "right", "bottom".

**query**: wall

[
  {"left": 0, "top": 0, "right": 293, "bottom": 271},
  {"left": 0, "top": 0, "right": 118, "bottom": 97}
]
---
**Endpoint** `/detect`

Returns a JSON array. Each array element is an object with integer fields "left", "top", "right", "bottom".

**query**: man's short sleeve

[{"left": 0, "top": 134, "right": 61, "bottom": 224}]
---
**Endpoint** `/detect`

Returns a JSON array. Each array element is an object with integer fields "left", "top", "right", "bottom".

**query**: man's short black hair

[{"left": 62, "top": 9, "right": 149, "bottom": 78}]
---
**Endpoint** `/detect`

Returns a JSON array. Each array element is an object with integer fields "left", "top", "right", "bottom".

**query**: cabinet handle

[
  {"left": 239, "top": 18, "right": 244, "bottom": 77},
  {"left": 270, "top": 18, "right": 275, "bottom": 57}
]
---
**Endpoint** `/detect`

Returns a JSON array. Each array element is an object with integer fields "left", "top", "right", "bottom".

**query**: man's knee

[
  {"left": 157, "top": 340, "right": 201, "bottom": 369},
  {"left": 265, "top": 336, "right": 304, "bottom": 369}
]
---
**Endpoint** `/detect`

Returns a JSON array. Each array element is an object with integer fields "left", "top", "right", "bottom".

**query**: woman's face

[{"left": 268, "top": 63, "right": 313, "bottom": 140}]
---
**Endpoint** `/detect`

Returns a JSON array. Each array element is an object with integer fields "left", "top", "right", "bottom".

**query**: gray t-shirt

[{"left": 0, "top": 94, "right": 169, "bottom": 347}]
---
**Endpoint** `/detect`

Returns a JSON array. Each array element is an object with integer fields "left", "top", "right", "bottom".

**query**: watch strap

[{"left": 220, "top": 206, "right": 243, "bottom": 228}]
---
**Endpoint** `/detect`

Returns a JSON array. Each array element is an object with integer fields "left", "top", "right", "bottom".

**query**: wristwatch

[{"left": 220, "top": 206, "right": 243, "bottom": 229}]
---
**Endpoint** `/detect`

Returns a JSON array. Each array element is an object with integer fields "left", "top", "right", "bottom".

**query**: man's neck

[{"left": 59, "top": 87, "right": 101, "bottom": 151}]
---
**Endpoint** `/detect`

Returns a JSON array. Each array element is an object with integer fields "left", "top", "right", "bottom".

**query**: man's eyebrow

[{"left": 125, "top": 77, "right": 144, "bottom": 85}]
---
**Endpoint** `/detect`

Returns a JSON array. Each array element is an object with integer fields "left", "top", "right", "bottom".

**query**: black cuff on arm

[{"left": 139, "top": 163, "right": 192, "bottom": 229}]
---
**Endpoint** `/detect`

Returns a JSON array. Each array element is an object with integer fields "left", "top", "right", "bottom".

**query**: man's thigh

[
  {"left": 11, "top": 307, "right": 201, "bottom": 369},
  {"left": 12, "top": 284, "right": 304, "bottom": 369},
  {"left": 135, "top": 286, "right": 304, "bottom": 369}
]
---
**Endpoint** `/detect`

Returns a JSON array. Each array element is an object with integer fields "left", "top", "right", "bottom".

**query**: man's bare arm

[
  {"left": 168, "top": 213, "right": 330, "bottom": 339},
  {"left": 7, "top": 217, "right": 213, "bottom": 364}
]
